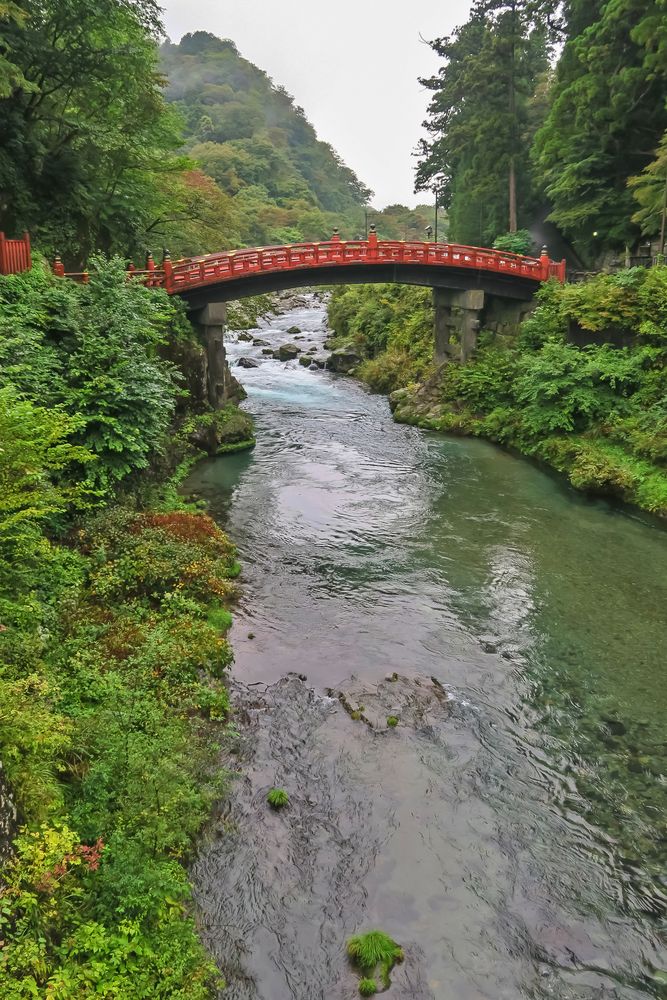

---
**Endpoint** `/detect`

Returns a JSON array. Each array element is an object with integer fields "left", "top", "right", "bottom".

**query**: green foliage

[
  {"left": 0, "top": 260, "right": 185, "bottom": 496},
  {"left": 0, "top": 0, "right": 187, "bottom": 262},
  {"left": 347, "top": 930, "right": 403, "bottom": 991},
  {"left": 0, "top": 508, "right": 237, "bottom": 997},
  {"left": 359, "top": 978, "right": 378, "bottom": 996},
  {"left": 386, "top": 716, "right": 399, "bottom": 727},
  {"left": 532, "top": 0, "right": 667, "bottom": 257},
  {"left": 629, "top": 129, "right": 667, "bottom": 238},
  {"left": 161, "top": 32, "right": 372, "bottom": 247},
  {"left": 328, "top": 285, "right": 435, "bottom": 392},
  {"left": 267, "top": 788, "right": 289, "bottom": 809},
  {"left": 493, "top": 229, "right": 533, "bottom": 254},
  {"left": 417, "top": 2, "right": 552, "bottom": 243},
  {"left": 357, "top": 269, "right": 667, "bottom": 517}
]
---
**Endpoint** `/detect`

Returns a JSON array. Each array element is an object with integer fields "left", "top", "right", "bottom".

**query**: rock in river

[
  {"left": 237, "top": 356, "right": 259, "bottom": 368},
  {"left": 253, "top": 337, "right": 271, "bottom": 346},
  {"left": 327, "top": 346, "right": 362, "bottom": 374},
  {"left": 274, "top": 343, "right": 300, "bottom": 361},
  {"left": 237, "top": 331, "right": 253, "bottom": 342}
]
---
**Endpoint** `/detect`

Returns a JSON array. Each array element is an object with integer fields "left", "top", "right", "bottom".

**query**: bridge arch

[{"left": 44, "top": 230, "right": 565, "bottom": 407}]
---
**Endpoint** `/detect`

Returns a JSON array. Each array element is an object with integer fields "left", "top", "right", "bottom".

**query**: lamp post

[
  {"left": 425, "top": 225, "right": 433, "bottom": 242},
  {"left": 433, "top": 178, "right": 445, "bottom": 243}
]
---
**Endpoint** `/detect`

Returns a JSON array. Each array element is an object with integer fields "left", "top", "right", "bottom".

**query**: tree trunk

[{"left": 508, "top": 0, "right": 518, "bottom": 233}]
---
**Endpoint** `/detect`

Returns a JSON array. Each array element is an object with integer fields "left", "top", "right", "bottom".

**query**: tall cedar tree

[
  {"left": 416, "top": 0, "right": 552, "bottom": 246},
  {"left": 532, "top": 0, "right": 667, "bottom": 258}
]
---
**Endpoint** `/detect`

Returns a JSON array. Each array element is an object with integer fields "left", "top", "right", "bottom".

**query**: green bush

[
  {"left": 493, "top": 229, "right": 533, "bottom": 255},
  {"left": 328, "top": 285, "right": 434, "bottom": 391},
  {"left": 267, "top": 787, "right": 289, "bottom": 809},
  {"left": 0, "top": 508, "right": 237, "bottom": 997},
  {"left": 0, "top": 260, "right": 185, "bottom": 497},
  {"left": 347, "top": 930, "right": 403, "bottom": 990}
]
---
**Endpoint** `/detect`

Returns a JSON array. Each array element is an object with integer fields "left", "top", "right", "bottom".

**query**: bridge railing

[
  {"left": 165, "top": 238, "right": 559, "bottom": 292},
  {"left": 40, "top": 236, "right": 565, "bottom": 289}
]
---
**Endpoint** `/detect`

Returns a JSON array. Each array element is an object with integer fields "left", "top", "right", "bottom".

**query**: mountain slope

[{"left": 161, "top": 32, "right": 371, "bottom": 244}]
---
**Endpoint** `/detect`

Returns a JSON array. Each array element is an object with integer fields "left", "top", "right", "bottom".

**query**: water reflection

[{"left": 188, "top": 296, "right": 667, "bottom": 999}]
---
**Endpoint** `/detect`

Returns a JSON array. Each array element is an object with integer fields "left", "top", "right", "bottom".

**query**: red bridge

[{"left": 0, "top": 229, "right": 567, "bottom": 303}]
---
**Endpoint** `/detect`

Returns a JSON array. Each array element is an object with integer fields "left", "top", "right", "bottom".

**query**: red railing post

[
  {"left": 22, "top": 232, "right": 31, "bottom": 271},
  {"left": 368, "top": 224, "right": 378, "bottom": 260},
  {"left": 52, "top": 254, "right": 65, "bottom": 278},
  {"left": 161, "top": 249, "right": 173, "bottom": 292},
  {"left": 539, "top": 245, "right": 551, "bottom": 282},
  {"left": 0, "top": 232, "right": 7, "bottom": 274}
]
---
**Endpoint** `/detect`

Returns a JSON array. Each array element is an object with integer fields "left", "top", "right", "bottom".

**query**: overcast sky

[{"left": 161, "top": 0, "right": 473, "bottom": 208}]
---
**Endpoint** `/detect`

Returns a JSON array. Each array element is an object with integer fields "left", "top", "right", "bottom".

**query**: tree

[
  {"left": 629, "top": 130, "right": 667, "bottom": 250},
  {"left": 532, "top": 0, "right": 667, "bottom": 258},
  {"left": 0, "top": 2, "right": 28, "bottom": 97},
  {"left": 0, "top": 0, "right": 184, "bottom": 263},
  {"left": 416, "top": 2, "right": 551, "bottom": 244}
]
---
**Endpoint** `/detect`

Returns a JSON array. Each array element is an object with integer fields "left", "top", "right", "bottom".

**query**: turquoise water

[{"left": 188, "top": 297, "right": 667, "bottom": 999}]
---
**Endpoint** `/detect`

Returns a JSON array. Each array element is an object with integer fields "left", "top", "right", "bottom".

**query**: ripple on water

[{"left": 188, "top": 296, "right": 667, "bottom": 999}]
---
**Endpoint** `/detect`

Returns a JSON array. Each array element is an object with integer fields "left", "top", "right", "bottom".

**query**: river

[{"left": 186, "top": 295, "right": 667, "bottom": 1000}]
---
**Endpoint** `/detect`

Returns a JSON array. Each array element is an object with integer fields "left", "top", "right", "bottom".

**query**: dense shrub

[
  {"left": 351, "top": 268, "right": 667, "bottom": 515},
  {"left": 0, "top": 509, "right": 236, "bottom": 998},
  {"left": 0, "top": 260, "right": 188, "bottom": 496},
  {"left": 328, "top": 284, "right": 434, "bottom": 391}
]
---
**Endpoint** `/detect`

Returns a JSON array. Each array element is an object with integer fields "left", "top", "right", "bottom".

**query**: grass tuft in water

[
  {"left": 358, "top": 978, "right": 377, "bottom": 996},
  {"left": 386, "top": 716, "right": 399, "bottom": 727},
  {"left": 348, "top": 930, "right": 403, "bottom": 990},
  {"left": 267, "top": 787, "right": 289, "bottom": 809}
]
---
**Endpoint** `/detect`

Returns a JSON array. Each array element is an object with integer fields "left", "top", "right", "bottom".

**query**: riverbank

[
  {"left": 0, "top": 262, "right": 256, "bottom": 998},
  {"left": 326, "top": 271, "right": 667, "bottom": 519}
]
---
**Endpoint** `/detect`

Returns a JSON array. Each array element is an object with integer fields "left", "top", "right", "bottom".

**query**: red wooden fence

[{"left": 0, "top": 232, "right": 31, "bottom": 275}]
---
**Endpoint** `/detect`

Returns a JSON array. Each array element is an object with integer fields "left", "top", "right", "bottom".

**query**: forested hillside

[
  {"left": 160, "top": 32, "right": 436, "bottom": 247},
  {"left": 417, "top": 0, "right": 667, "bottom": 262},
  {"left": 161, "top": 32, "right": 370, "bottom": 245}
]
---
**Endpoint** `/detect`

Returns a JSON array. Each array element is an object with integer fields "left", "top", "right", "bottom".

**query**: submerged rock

[
  {"left": 237, "top": 331, "right": 253, "bottom": 342},
  {"left": 327, "top": 673, "right": 451, "bottom": 732},
  {"left": 287, "top": 325, "right": 301, "bottom": 335},
  {"left": 253, "top": 337, "right": 271, "bottom": 346}
]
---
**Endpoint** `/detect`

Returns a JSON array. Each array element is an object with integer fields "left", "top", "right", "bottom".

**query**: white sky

[{"left": 160, "top": 0, "right": 473, "bottom": 208}]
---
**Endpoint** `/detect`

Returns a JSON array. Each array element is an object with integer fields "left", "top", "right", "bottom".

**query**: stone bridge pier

[
  {"left": 433, "top": 288, "right": 534, "bottom": 363},
  {"left": 192, "top": 302, "right": 228, "bottom": 408}
]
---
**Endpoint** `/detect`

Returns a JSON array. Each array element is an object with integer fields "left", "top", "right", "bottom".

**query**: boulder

[
  {"left": 236, "top": 356, "right": 259, "bottom": 369},
  {"left": 287, "top": 325, "right": 301, "bottom": 335},
  {"left": 298, "top": 355, "right": 312, "bottom": 367},
  {"left": 327, "top": 346, "right": 362, "bottom": 374},
  {"left": 237, "top": 332, "right": 253, "bottom": 342},
  {"left": 261, "top": 347, "right": 274, "bottom": 355},
  {"left": 274, "top": 343, "right": 300, "bottom": 361},
  {"left": 253, "top": 337, "right": 271, "bottom": 346}
]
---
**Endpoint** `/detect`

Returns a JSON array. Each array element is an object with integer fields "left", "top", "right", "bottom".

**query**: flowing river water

[{"left": 186, "top": 295, "right": 667, "bottom": 1000}]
